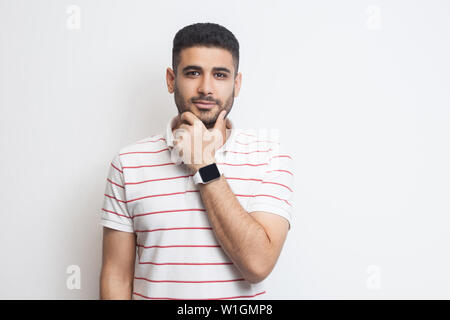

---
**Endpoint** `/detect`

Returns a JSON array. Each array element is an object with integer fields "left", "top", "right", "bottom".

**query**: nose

[{"left": 197, "top": 74, "right": 214, "bottom": 96}]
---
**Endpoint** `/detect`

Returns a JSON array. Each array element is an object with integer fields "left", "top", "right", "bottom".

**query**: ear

[
  {"left": 234, "top": 72, "right": 242, "bottom": 97},
  {"left": 166, "top": 67, "right": 176, "bottom": 94}
]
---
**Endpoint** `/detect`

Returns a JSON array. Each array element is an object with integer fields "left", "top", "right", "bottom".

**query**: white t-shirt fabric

[{"left": 100, "top": 115, "right": 295, "bottom": 300}]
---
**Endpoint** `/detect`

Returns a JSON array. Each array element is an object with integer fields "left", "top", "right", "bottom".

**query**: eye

[
  {"left": 186, "top": 71, "right": 200, "bottom": 76},
  {"left": 215, "top": 73, "right": 227, "bottom": 78}
]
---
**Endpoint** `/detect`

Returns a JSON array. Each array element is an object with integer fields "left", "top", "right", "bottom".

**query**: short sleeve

[
  {"left": 100, "top": 152, "right": 134, "bottom": 233},
  {"left": 246, "top": 144, "right": 295, "bottom": 230}
]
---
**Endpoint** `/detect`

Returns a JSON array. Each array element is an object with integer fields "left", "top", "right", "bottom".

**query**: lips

[
  {"left": 194, "top": 100, "right": 215, "bottom": 105},
  {"left": 194, "top": 100, "right": 216, "bottom": 109}
]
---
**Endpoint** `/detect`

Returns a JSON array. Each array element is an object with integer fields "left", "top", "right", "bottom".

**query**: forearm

[
  {"left": 100, "top": 269, "right": 133, "bottom": 300},
  {"left": 198, "top": 174, "right": 271, "bottom": 283}
]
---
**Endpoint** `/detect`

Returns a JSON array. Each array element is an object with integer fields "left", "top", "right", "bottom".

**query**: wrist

[
  {"left": 193, "top": 159, "right": 216, "bottom": 174},
  {"left": 192, "top": 162, "right": 221, "bottom": 185}
]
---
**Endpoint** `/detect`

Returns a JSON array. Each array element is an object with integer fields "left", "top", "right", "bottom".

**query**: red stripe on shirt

[
  {"left": 237, "top": 132, "right": 257, "bottom": 138},
  {"left": 236, "top": 194, "right": 292, "bottom": 206},
  {"left": 270, "top": 154, "right": 293, "bottom": 160},
  {"left": 135, "top": 227, "right": 212, "bottom": 233},
  {"left": 124, "top": 191, "right": 289, "bottom": 205},
  {"left": 138, "top": 261, "right": 233, "bottom": 266},
  {"left": 120, "top": 148, "right": 169, "bottom": 156},
  {"left": 123, "top": 162, "right": 175, "bottom": 169},
  {"left": 104, "top": 194, "right": 127, "bottom": 203},
  {"left": 126, "top": 174, "right": 193, "bottom": 185},
  {"left": 103, "top": 208, "right": 206, "bottom": 220},
  {"left": 254, "top": 194, "right": 292, "bottom": 206},
  {"left": 132, "top": 290, "right": 266, "bottom": 300},
  {"left": 120, "top": 176, "right": 291, "bottom": 193},
  {"left": 217, "top": 162, "right": 268, "bottom": 167},
  {"left": 123, "top": 162, "right": 269, "bottom": 169},
  {"left": 107, "top": 190, "right": 290, "bottom": 206},
  {"left": 137, "top": 137, "right": 166, "bottom": 144},
  {"left": 227, "top": 149, "right": 272, "bottom": 154},
  {"left": 136, "top": 244, "right": 220, "bottom": 249},
  {"left": 261, "top": 181, "right": 293, "bottom": 192},
  {"left": 265, "top": 169, "right": 294, "bottom": 176},
  {"left": 127, "top": 190, "right": 199, "bottom": 203},
  {"left": 226, "top": 177, "right": 292, "bottom": 192},
  {"left": 226, "top": 177, "right": 263, "bottom": 182},
  {"left": 111, "top": 163, "right": 123, "bottom": 174},
  {"left": 134, "top": 277, "right": 244, "bottom": 284},
  {"left": 107, "top": 178, "right": 124, "bottom": 189},
  {"left": 132, "top": 208, "right": 206, "bottom": 219},
  {"left": 102, "top": 208, "right": 131, "bottom": 219}
]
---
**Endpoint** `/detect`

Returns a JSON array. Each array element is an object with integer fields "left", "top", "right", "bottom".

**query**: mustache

[{"left": 191, "top": 96, "right": 220, "bottom": 104}]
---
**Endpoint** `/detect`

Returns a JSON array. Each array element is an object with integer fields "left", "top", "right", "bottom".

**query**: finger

[
  {"left": 213, "top": 110, "right": 227, "bottom": 130},
  {"left": 178, "top": 123, "right": 190, "bottom": 130},
  {"left": 180, "top": 111, "right": 199, "bottom": 126},
  {"left": 173, "top": 124, "right": 190, "bottom": 143}
]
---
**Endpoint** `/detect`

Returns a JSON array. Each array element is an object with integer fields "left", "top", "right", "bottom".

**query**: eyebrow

[{"left": 181, "top": 65, "right": 231, "bottom": 74}]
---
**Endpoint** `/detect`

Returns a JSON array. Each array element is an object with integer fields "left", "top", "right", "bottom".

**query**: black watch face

[{"left": 199, "top": 164, "right": 220, "bottom": 182}]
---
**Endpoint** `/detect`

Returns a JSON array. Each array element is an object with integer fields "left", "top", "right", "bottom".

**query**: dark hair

[{"left": 172, "top": 22, "right": 240, "bottom": 77}]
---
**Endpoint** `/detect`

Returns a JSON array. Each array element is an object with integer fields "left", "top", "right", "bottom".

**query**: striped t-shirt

[{"left": 100, "top": 115, "right": 295, "bottom": 300}]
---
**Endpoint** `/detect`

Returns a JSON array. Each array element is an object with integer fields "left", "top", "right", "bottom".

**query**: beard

[{"left": 173, "top": 82, "right": 235, "bottom": 129}]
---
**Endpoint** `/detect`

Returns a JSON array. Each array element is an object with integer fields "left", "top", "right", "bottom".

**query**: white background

[{"left": 0, "top": 0, "right": 449, "bottom": 299}]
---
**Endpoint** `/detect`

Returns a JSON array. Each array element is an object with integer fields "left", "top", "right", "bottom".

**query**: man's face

[{"left": 166, "top": 46, "right": 242, "bottom": 129}]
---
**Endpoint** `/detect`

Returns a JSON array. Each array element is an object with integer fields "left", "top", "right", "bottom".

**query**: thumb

[{"left": 213, "top": 110, "right": 226, "bottom": 130}]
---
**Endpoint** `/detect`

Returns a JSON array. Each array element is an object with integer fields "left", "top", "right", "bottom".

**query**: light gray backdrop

[{"left": 0, "top": 0, "right": 449, "bottom": 299}]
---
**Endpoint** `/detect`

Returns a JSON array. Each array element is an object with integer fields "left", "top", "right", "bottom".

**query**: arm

[
  {"left": 174, "top": 111, "right": 290, "bottom": 283},
  {"left": 99, "top": 227, "right": 136, "bottom": 299},
  {"left": 198, "top": 175, "right": 288, "bottom": 284}
]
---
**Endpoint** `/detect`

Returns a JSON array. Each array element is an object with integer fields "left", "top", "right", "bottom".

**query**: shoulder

[
  {"left": 120, "top": 133, "right": 165, "bottom": 152},
  {"left": 116, "top": 133, "right": 167, "bottom": 162},
  {"left": 234, "top": 128, "right": 283, "bottom": 153}
]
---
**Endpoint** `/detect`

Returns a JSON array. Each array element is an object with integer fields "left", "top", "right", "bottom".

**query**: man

[{"left": 99, "top": 22, "right": 294, "bottom": 300}]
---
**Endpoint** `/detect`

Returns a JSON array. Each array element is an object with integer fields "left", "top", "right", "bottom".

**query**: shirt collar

[{"left": 164, "top": 114, "right": 237, "bottom": 154}]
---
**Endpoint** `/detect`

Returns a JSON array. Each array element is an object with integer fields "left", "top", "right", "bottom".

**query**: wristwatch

[{"left": 193, "top": 163, "right": 222, "bottom": 184}]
